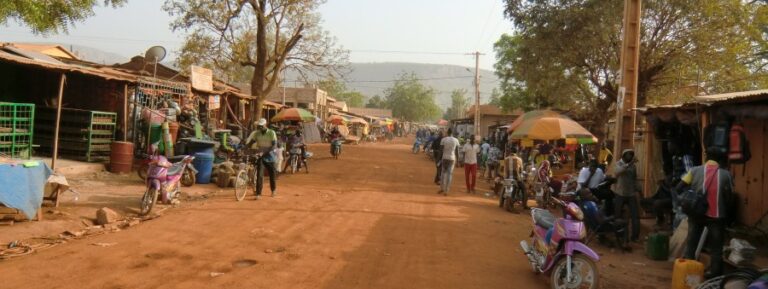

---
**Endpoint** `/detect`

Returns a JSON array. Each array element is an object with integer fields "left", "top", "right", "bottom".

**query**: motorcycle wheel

[
  {"left": 234, "top": 170, "right": 249, "bottom": 202},
  {"left": 137, "top": 163, "right": 149, "bottom": 181},
  {"left": 139, "top": 187, "right": 159, "bottom": 216},
  {"left": 181, "top": 167, "right": 196, "bottom": 187},
  {"left": 290, "top": 157, "right": 297, "bottom": 174},
  {"left": 550, "top": 254, "right": 599, "bottom": 289},
  {"left": 503, "top": 196, "right": 513, "bottom": 212},
  {"left": 304, "top": 159, "right": 310, "bottom": 174}
]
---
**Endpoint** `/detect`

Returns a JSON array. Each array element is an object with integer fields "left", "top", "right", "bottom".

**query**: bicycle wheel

[{"left": 234, "top": 169, "right": 249, "bottom": 202}]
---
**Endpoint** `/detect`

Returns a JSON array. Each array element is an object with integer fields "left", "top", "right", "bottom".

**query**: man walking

[
  {"left": 432, "top": 131, "right": 444, "bottom": 185},
  {"left": 438, "top": 129, "right": 460, "bottom": 196},
  {"left": 462, "top": 136, "right": 480, "bottom": 193},
  {"left": 680, "top": 148, "right": 733, "bottom": 278},
  {"left": 245, "top": 118, "right": 278, "bottom": 200},
  {"left": 613, "top": 149, "right": 641, "bottom": 242}
]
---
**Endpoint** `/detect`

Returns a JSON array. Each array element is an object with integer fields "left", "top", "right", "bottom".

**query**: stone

[{"left": 96, "top": 207, "right": 120, "bottom": 225}]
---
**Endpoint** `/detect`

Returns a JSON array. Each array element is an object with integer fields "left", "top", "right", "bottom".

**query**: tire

[
  {"left": 290, "top": 156, "right": 297, "bottom": 174},
  {"left": 234, "top": 170, "right": 249, "bottom": 202},
  {"left": 304, "top": 159, "right": 310, "bottom": 174},
  {"left": 181, "top": 167, "right": 196, "bottom": 187},
  {"left": 137, "top": 163, "right": 149, "bottom": 181},
  {"left": 140, "top": 187, "right": 159, "bottom": 216},
  {"left": 550, "top": 254, "right": 599, "bottom": 289},
  {"left": 503, "top": 196, "right": 513, "bottom": 212}
]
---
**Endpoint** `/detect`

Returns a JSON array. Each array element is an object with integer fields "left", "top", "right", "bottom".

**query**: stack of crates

[
  {"left": 0, "top": 102, "right": 35, "bottom": 159},
  {"left": 36, "top": 108, "right": 116, "bottom": 162}
]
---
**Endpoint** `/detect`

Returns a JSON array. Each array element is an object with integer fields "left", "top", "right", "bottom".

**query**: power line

[
  {"left": 347, "top": 49, "right": 483, "bottom": 55},
  {"left": 286, "top": 75, "right": 475, "bottom": 83}
]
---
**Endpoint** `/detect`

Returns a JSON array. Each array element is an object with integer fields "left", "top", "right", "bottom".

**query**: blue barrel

[
  {"left": 187, "top": 139, "right": 217, "bottom": 156},
  {"left": 192, "top": 152, "right": 215, "bottom": 184}
]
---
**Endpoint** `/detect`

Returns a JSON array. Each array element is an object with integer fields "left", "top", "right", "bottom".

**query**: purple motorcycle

[
  {"left": 139, "top": 154, "right": 196, "bottom": 216},
  {"left": 520, "top": 193, "right": 600, "bottom": 289}
]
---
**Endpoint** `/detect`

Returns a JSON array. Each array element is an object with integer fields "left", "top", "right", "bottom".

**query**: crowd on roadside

[{"left": 414, "top": 126, "right": 737, "bottom": 279}]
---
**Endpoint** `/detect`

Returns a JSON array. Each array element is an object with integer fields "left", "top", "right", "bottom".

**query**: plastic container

[
  {"left": 671, "top": 258, "right": 705, "bottom": 289},
  {"left": 646, "top": 233, "right": 670, "bottom": 261},
  {"left": 192, "top": 152, "right": 215, "bottom": 184},
  {"left": 168, "top": 122, "right": 180, "bottom": 143},
  {"left": 109, "top": 141, "right": 134, "bottom": 173},
  {"left": 187, "top": 139, "right": 217, "bottom": 156}
]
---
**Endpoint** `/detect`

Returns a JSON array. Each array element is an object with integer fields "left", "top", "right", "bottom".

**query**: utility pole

[
  {"left": 468, "top": 51, "right": 483, "bottom": 140},
  {"left": 613, "top": 0, "right": 642, "bottom": 162}
]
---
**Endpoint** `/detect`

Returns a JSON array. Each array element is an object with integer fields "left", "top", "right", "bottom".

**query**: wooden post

[
  {"left": 643, "top": 120, "right": 653, "bottom": 198},
  {"left": 123, "top": 84, "right": 129, "bottom": 141},
  {"left": 51, "top": 73, "right": 66, "bottom": 171}
]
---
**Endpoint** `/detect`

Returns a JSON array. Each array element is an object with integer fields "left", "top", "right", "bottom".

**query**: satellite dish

[{"left": 144, "top": 46, "right": 167, "bottom": 63}]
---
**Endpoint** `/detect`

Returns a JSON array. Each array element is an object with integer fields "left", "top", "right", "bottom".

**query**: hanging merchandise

[
  {"left": 162, "top": 122, "right": 173, "bottom": 158},
  {"left": 703, "top": 122, "right": 730, "bottom": 155},
  {"left": 728, "top": 123, "right": 751, "bottom": 164}
]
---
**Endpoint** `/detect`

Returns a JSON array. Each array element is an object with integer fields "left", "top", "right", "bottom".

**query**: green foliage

[
  {"left": 165, "top": 0, "right": 348, "bottom": 120},
  {"left": 444, "top": 89, "right": 469, "bottom": 120},
  {"left": 317, "top": 78, "right": 366, "bottom": 108},
  {"left": 383, "top": 73, "right": 442, "bottom": 122},
  {"left": 366, "top": 95, "right": 386, "bottom": 108},
  {"left": 0, "top": 0, "right": 126, "bottom": 34},
  {"left": 496, "top": 0, "right": 768, "bottom": 136}
]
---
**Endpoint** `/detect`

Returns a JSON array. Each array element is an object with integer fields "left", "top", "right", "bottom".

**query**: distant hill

[
  {"left": 327, "top": 62, "right": 500, "bottom": 109},
  {"left": 21, "top": 44, "right": 500, "bottom": 108}
]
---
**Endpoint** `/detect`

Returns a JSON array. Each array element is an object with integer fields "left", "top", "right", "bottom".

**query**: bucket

[
  {"left": 168, "top": 122, "right": 180, "bottom": 143},
  {"left": 188, "top": 139, "right": 217, "bottom": 155},
  {"left": 109, "top": 141, "right": 134, "bottom": 173},
  {"left": 192, "top": 152, "right": 215, "bottom": 184}
]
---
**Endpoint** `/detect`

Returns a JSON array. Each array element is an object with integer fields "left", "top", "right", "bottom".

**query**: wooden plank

[{"left": 744, "top": 119, "right": 764, "bottom": 225}]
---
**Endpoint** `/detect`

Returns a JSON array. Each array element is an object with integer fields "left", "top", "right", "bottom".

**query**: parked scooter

[
  {"left": 520, "top": 193, "right": 601, "bottom": 289},
  {"left": 139, "top": 154, "right": 196, "bottom": 215},
  {"left": 499, "top": 178, "right": 527, "bottom": 212}
]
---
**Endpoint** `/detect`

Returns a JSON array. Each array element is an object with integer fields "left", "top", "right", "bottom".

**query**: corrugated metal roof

[
  {"left": 694, "top": 89, "right": 768, "bottom": 104},
  {"left": 0, "top": 48, "right": 137, "bottom": 82}
]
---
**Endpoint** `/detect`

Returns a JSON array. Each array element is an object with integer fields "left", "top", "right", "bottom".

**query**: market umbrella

[
  {"left": 349, "top": 117, "right": 368, "bottom": 126},
  {"left": 437, "top": 119, "right": 449, "bottom": 126},
  {"left": 507, "top": 110, "right": 566, "bottom": 133},
  {"left": 327, "top": 114, "right": 347, "bottom": 125},
  {"left": 271, "top": 107, "right": 315, "bottom": 122},
  {"left": 509, "top": 116, "right": 595, "bottom": 141}
]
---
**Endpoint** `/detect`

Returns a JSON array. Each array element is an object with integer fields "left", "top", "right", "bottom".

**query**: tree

[
  {"left": 496, "top": 0, "right": 768, "bottom": 138},
  {"left": 383, "top": 73, "right": 442, "bottom": 122},
  {"left": 165, "top": 0, "right": 348, "bottom": 122},
  {"left": 366, "top": 95, "right": 386, "bottom": 108},
  {"left": 0, "top": 0, "right": 126, "bottom": 34},
  {"left": 444, "top": 89, "right": 469, "bottom": 120},
  {"left": 317, "top": 78, "right": 366, "bottom": 107}
]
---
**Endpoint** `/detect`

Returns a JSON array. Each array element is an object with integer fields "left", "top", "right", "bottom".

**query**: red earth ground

[{"left": 0, "top": 138, "right": 671, "bottom": 289}]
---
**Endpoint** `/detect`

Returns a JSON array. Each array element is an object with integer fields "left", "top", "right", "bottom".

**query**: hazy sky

[{"left": 2, "top": 0, "right": 513, "bottom": 70}]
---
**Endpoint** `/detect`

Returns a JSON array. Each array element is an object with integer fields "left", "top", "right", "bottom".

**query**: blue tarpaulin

[{"left": 0, "top": 161, "right": 52, "bottom": 219}]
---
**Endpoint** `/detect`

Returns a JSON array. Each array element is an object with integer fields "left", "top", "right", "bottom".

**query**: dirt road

[{"left": 0, "top": 140, "right": 667, "bottom": 289}]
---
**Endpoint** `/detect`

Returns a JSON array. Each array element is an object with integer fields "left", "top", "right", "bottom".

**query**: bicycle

[{"left": 233, "top": 151, "right": 263, "bottom": 202}]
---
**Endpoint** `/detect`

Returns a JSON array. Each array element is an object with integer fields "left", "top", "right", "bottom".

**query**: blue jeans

[{"left": 441, "top": 159, "right": 456, "bottom": 193}]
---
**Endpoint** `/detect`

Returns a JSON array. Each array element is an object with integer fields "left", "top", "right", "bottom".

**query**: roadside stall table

[{"left": 0, "top": 161, "right": 53, "bottom": 223}]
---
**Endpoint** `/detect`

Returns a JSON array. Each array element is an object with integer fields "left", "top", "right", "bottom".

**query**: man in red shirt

[{"left": 680, "top": 147, "right": 733, "bottom": 278}]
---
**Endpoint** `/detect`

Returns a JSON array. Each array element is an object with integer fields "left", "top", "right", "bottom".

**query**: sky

[{"left": 1, "top": 0, "right": 514, "bottom": 70}]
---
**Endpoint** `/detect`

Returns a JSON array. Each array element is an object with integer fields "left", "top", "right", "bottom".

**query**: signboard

[
  {"left": 190, "top": 65, "right": 213, "bottom": 92},
  {"left": 208, "top": 95, "right": 220, "bottom": 110}
]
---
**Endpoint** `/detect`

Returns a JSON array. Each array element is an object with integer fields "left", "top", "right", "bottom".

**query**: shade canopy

[
  {"left": 507, "top": 110, "right": 567, "bottom": 133},
  {"left": 509, "top": 116, "right": 595, "bottom": 141},
  {"left": 326, "top": 114, "right": 347, "bottom": 125},
  {"left": 271, "top": 107, "right": 315, "bottom": 122}
]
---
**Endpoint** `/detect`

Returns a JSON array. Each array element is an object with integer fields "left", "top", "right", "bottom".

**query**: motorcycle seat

[
  {"left": 168, "top": 155, "right": 186, "bottom": 163},
  {"left": 167, "top": 163, "right": 185, "bottom": 176},
  {"left": 532, "top": 209, "right": 556, "bottom": 229}
]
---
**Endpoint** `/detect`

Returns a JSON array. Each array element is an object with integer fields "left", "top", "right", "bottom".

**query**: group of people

[{"left": 421, "top": 128, "right": 733, "bottom": 278}]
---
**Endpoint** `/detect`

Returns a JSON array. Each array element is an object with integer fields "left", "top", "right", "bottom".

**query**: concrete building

[
  {"left": 465, "top": 105, "right": 521, "bottom": 138},
  {"left": 267, "top": 87, "right": 329, "bottom": 120}
]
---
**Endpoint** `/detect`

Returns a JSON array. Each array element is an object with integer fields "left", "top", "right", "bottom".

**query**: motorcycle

[
  {"left": 520, "top": 194, "right": 601, "bottom": 289},
  {"left": 412, "top": 138, "right": 422, "bottom": 154},
  {"left": 140, "top": 154, "right": 196, "bottom": 216},
  {"left": 137, "top": 154, "right": 197, "bottom": 187},
  {"left": 286, "top": 144, "right": 310, "bottom": 174},
  {"left": 499, "top": 178, "right": 527, "bottom": 212},
  {"left": 331, "top": 139, "right": 343, "bottom": 159}
]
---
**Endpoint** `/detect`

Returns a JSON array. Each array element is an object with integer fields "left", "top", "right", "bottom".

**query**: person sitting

[{"left": 502, "top": 147, "right": 528, "bottom": 209}]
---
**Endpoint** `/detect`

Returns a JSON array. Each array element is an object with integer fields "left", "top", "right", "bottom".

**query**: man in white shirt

[
  {"left": 577, "top": 160, "right": 605, "bottom": 193},
  {"left": 462, "top": 136, "right": 481, "bottom": 194},
  {"left": 439, "top": 128, "right": 460, "bottom": 195}
]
